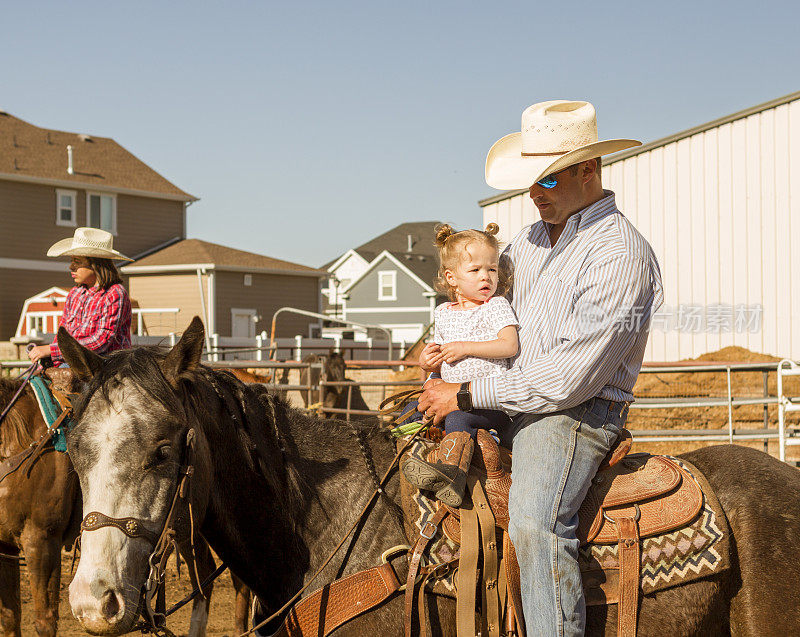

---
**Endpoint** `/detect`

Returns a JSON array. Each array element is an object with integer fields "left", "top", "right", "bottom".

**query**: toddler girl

[{"left": 402, "top": 223, "right": 518, "bottom": 507}]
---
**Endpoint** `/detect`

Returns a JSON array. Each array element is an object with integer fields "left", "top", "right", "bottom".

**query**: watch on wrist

[{"left": 456, "top": 382, "right": 473, "bottom": 412}]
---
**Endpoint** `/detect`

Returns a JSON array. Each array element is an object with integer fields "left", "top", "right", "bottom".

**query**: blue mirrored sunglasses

[{"left": 535, "top": 166, "right": 572, "bottom": 189}]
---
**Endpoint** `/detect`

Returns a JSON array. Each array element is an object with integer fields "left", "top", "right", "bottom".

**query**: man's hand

[
  {"left": 418, "top": 343, "right": 444, "bottom": 372},
  {"left": 418, "top": 381, "right": 460, "bottom": 425},
  {"left": 27, "top": 345, "right": 52, "bottom": 365},
  {"left": 440, "top": 341, "right": 471, "bottom": 365}
]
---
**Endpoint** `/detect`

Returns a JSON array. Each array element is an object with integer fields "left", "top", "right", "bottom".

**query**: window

[
  {"left": 243, "top": 274, "right": 253, "bottom": 286},
  {"left": 56, "top": 189, "right": 76, "bottom": 226},
  {"left": 86, "top": 192, "right": 117, "bottom": 234},
  {"left": 378, "top": 270, "right": 397, "bottom": 301}
]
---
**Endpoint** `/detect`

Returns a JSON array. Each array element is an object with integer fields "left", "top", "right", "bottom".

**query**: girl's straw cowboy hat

[
  {"left": 485, "top": 100, "right": 641, "bottom": 190},
  {"left": 47, "top": 227, "right": 133, "bottom": 261}
]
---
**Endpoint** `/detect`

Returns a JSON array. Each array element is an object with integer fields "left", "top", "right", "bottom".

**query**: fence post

[
  {"left": 726, "top": 366, "right": 733, "bottom": 444},
  {"left": 778, "top": 360, "right": 788, "bottom": 462},
  {"left": 256, "top": 334, "right": 263, "bottom": 361},
  {"left": 294, "top": 335, "right": 303, "bottom": 362},
  {"left": 763, "top": 370, "right": 769, "bottom": 453},
  {"left": 212, "top": 334, "right": 219, "bottom": 362},
  {"left": 169, "top": 332, "right": 176, "bottom": 346},
  {"left": 137, "top": 312, "right": 144, "bottom": 336},
  {"left": 366, "top": 337, "right": 373, "bottom": 361},
  {"left": 333, "top": 335, "right": 342, "bottom": 353}
]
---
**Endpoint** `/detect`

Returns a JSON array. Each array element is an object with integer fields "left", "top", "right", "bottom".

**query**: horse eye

[
  {"left": 144, "top": 444, "right": 171, "bottom": 470},
  {"left": 157, "top": 444, "right": 172, "bottom": 460}
]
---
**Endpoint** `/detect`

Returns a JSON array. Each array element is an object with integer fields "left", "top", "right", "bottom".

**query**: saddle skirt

[
  {"left": 424, "top": 429, "right": 703, "bottom": 547},
  {"left": 400, "top": 429, "right": 731, "bottom": 636}
]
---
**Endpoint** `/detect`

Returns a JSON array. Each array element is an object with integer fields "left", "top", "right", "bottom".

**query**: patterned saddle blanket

[
  {"left": 399, "top": 431, "right": 730, "bottom": 617},
  {"left": 28, "top": 370, "right": 77, "bottom": 452}
]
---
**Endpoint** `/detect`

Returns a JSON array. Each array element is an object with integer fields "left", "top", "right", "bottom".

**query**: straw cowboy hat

[
  {"left": 47, "top": 227, "right": 133, "bottom": 261},
  {"left": 485, "top": 100, "right": 641, "bottom": 190}
]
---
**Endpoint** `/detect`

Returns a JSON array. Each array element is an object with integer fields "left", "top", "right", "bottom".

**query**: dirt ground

[{"left": 22, "top": 552, "right": 240, "bottom": 636}]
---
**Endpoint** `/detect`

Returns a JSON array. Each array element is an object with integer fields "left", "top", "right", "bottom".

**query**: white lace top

[{"left": 433, "top": 296, "right": 519, "bottom": 384}]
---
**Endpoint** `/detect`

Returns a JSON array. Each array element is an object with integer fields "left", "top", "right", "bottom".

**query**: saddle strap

[
  {"left": 276, "top": 562, "right": 401, "bottom": 637},
  {"left": 503, "top": 534, "right": 525, "bottom": 637},
  {"left": 616, "top": 516, "right": 641, "bottom": 637},
  {"left": 471, "top": 475, "right": 501, "bottom": 637},
  {"left": 456, "top": 498, "right": 480, "bottom": 637},
  {"left": 404, "top": 506, "right": 448, "bottom": 637}
]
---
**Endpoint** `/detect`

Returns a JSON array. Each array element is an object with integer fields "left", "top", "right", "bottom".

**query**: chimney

[
  {"left": 407, "top": 234, "right": 414, "bottom": 253},
  {"left": 67, "top": 145, "right": 73, "bottom": 175}
]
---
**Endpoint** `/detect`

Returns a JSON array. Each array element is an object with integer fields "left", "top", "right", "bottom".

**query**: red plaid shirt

[{"left": 50, "top": 284, "right": 132, "bottom": 364}]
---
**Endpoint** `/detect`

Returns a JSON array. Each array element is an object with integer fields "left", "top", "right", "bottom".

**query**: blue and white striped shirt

[{"left": 472, "top": 191, "right": 664, "bottom": 415}]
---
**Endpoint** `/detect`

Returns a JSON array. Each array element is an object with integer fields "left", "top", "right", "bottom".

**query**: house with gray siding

[
  {"left": 323, "top": 222, "right": 446, "bottom": 343},
  {"left": 339, "top": 249, "right": 444, "bottom": 343}
]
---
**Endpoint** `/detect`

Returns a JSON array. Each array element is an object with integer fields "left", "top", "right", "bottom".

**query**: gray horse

[{"left": 61, "top": 318, "right": 800, "bottom": 635}]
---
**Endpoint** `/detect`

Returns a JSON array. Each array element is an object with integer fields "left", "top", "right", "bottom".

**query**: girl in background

[{"left": 27, "top": 227, "right": 133, "bottom": 367}]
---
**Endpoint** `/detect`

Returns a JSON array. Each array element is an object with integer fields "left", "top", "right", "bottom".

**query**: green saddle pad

[{"left": 28, "top": 375, "right": 74, "bottom": 452}]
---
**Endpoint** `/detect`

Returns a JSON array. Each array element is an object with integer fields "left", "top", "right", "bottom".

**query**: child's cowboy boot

[{"left": 402, "top": 431, "right": 475, "bottom": 507}]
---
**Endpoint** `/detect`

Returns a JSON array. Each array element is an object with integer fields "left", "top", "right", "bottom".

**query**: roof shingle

[
  {"left": 323, "top": 221, "right": 442, "bottom": 269},
  {"left": 0, "top": 112, "right": 195, "bottom": 200},
  {"left": 125, "top": 239, "right": 323, "bottom": 274}
]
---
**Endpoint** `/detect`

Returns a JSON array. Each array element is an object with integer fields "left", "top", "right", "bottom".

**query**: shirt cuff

[
  {"left": 49, "top": 342, "right": 62, "bottom": 362},
  {"left": 472, "top": 376, "right": 502, "bottom": 411}
]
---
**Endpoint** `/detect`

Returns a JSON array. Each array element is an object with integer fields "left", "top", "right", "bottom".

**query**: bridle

[{"left": 78, "top": 427, "right": 216, "bottom": 635}]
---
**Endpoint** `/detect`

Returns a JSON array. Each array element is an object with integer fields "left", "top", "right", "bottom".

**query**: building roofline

[
  {"left": 478, "top": 89, "right": 800, "bottom": 208},
  {"left": 121, "top": 262, "right": 326, "bottom": 277},
  {"left": 341, "top": 250, "right": 435, "bottom": 294},
  {"left": 0, "top": 172, "right": 199, "bottom": 202}
]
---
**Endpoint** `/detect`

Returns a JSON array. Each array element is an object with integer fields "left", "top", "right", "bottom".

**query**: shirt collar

[
  {"left": 528, "top": 190, "right": 619, "bottom": 248},
  {"left": 575, "top": 190, "right": 619, "bottom": 231}
]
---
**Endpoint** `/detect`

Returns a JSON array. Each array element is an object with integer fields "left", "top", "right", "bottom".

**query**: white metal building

[{"left": 481, "top": 91, "right": 800, "bottom": 362}]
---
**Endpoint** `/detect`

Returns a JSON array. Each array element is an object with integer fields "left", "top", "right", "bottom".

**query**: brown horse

[
  {"left": 300, "top": 352, "right": 372, "bottom": 420},
  {"left": 0, "top": 374, "right": 246, "bottom": 637},
  {"left": 0, "top": 376, "right": 79, "bottom": 637},
  {"left": 61, "top": 319, "right": 800, "bottom": 635}
]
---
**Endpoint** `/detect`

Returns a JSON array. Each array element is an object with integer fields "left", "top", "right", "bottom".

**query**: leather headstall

[{"left": 78, "top": 427, "right": 199, "bottom": 636}]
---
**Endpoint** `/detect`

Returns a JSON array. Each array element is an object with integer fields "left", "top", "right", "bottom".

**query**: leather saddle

[{"left": 413, "top": 428, "right": 704, "bottom": 637}]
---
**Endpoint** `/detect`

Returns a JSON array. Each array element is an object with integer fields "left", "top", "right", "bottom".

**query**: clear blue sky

[{"left": 3, "top": 1, "right": 797, "bottom": 268}]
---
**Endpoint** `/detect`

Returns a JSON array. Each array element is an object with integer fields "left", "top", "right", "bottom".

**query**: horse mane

[
  {"left": 71, "top": 346, "right": 319, "bottom": 517},
  {"left": 0, "top": 377, "right": 36, "bottom": 451},
  {"left": 70, "top": 345, "right": 397, "bottom": 529}
]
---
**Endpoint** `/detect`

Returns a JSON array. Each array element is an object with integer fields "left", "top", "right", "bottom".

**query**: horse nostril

[{"left": 100, "top": 590, "right": 121, "bottom": 621}]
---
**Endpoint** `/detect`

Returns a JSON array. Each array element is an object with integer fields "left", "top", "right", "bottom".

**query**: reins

[
  {"left": 242, "top": 388, "right": 428, "bottom": 637},
  {"left": 0, "top": 373, "right": 75, "bottom": 486},
  {"left": 0, "top": 362, "right": 38, "bottom": 427}
]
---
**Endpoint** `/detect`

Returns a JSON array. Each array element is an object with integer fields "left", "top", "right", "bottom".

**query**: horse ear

[
  {"left": 58, "top": 326, "right": 103, "bottom": 381},
  {"left": 162, "top": 316, "right": 205, "bottom": 386}
]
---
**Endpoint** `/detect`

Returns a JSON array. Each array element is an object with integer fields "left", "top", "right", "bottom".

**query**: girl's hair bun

[
  {"left": 484, "top": 223, "right": 500, "bottom": 236},
  {"left": 434, "top": 224, "right": 455, "bottom": 247}
]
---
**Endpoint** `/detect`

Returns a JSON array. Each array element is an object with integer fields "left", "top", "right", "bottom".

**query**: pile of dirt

[{"left": 627, "top": 346, "right": 800, "bottom": 432}]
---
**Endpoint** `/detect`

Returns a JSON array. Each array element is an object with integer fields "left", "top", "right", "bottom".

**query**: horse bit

[{"left": 79, "top": 428, "right": 202, "bottom": 635}]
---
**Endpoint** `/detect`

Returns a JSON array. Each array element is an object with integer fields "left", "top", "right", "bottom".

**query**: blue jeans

[{"left": 505, "top": 397, "right": 627, "bottom": 637}]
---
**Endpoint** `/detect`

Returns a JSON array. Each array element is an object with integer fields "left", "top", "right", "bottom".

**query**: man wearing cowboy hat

[
  {"left": 27, "top": 227, "right": 133, "bottom": 367},
  {"left": 418, "top": 100, "right": 663, "bottom": 635}
]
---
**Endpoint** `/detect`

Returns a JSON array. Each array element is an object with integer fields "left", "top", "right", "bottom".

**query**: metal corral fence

[
  {"left": 203, "top": 359, "right": 800, "bottom": 462},
  {"left": 3, "top": 357, "right": 800, "bottom": 462},
  {"left": 10, "top": 333, "right": 411, "bottom": 363}
]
